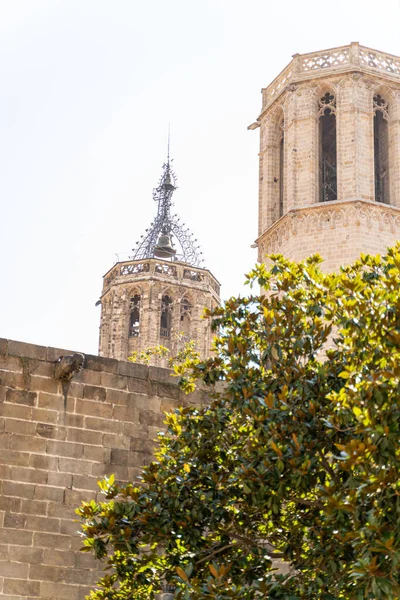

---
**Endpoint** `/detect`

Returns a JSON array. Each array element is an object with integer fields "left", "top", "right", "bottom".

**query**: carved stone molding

[{"left": 258, "top": 201, "right": 400, "bottom": 257}]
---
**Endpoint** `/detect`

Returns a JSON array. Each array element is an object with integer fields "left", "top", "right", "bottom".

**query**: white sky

[{"left": 1, "top": 0, "right": 400, "bottom": 354}]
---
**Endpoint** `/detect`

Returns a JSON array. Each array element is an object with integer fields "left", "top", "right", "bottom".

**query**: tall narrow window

[
  {"left": 319, "top": 92, "right": 337, "bottom": 202},
  {"left": 373, "top": 94, "right": 390, "bottom": 204},
  {"left": 279, "top": 118, "right": 284, "bottom": 217},
  {"left": 180, "top": 297, "right": 192, "bottom": 341},
  {"left": 129, "top": 295, "right": 141, "bottom": 337},
  {"left": 160, "top": 295, "right": 173, "bottom": 339}
]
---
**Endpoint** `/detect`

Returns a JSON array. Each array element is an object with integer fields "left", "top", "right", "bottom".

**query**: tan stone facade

[
  {"left": 98, "top": 258, "right": 220, "bottom": 363},
  {"left": 253, "top": 43, "right": 400, "bottom": 269},
  {"left": 0, "top": 338, "right": 206, "bottom": 600}
]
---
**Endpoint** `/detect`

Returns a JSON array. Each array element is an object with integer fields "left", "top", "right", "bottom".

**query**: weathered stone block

[
  {"left": 0, "top": 528, "right": 33, "bottom": 546},
  {"left": 20, "top": 499, "right": 47, "bottom": 516},
  {"left": 43, "top": 549, "right": 75, "bottom": 567},
  {"left": 58, "top": 458, "right": 93, "bottom": 476},
  {"left": 30, "top": 454, "right": 59, "bottom": 471},
  {"left": 113, "top": 404, "right": 138, "bottom": 423},
  {"left": 83, "top": 445, "right": 109, "bottom": 463},
  {"left": 34, "top": 485, "right": 64, "bottom": 503},
  {"left": 5, "top": 418, "right": 36, "bottom": 435},
  {"left": 82, "top": 385, "right": 106, "bottom": 402},
  {"left": 85, "top": 416, "right": 122, "bottom": 434},
  {"left": 8, "top": 340, "right": 47, "bottom": 361},
  {"left": 127, "top": 377, "right": 149, "bottom": 394},
  {"left": 117, "top": 360, "right": 148, "bottom": 379},
  {"left": 76, "top": 398, "right": 112, "bottom": 418},
  {"left": 66, "top": 428, "right": 102, "bottom": 445},
  {"left": 11, "top": 467, "right": 48, "bottom": 485},
  {"left": 36, "top": 423, "right": 66, "bottom": 440},
  {"left": 84, "top": 354, "right": 118, "bottom": 374},
  {"left": 2, "top": 481, "right": 35, "bottom": 499},
  {"left": 34, "top": 531, "right": 70, "bottom": 550},
  {"left": 10, "top": 434, "right": 46, "bottom": 453},
  {"left": 80, "top": 370, "right": 101, "bottom": 386},
  {"left": 8, "top": 545, "right": 43, "bottom": 564},
  {"left": 30, "top": 376, "right": 60, "bottom": 394},
  {"left": 40, "top": 580, "right": 79, "bottom": 600},
  {"left": 37, "top": 392, "right": 64, "bottom": 411},
  {"left": 100, "top": 372, "right": 128, "bottom": 390},
  {"left": 47, "top": 472, "right": 73, "bottom": 489},
  {"left": 3, "top": 512, "right": 26, "bottom": 529},
  {"left": 47, "top": 440, "right": 83, "bottom": 459},
  {"left": 25, "top": 515, "right": 60, "bottom": 534},
  {"left": 4, "top": 577, "right": 40, "bottom": 596}
]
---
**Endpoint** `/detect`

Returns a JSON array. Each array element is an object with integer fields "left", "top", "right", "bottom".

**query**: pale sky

[{"left": 1, "top": 0, "right": 400, "bottom": 354}]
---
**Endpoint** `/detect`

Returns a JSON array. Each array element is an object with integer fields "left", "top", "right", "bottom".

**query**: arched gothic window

[
  {"left": 160, "top": 295, "right": 173, "bottom": 339},
  {"left": 129, "top": 294, "right": 141, "bottom": 337},
  {"left": 180, "top": 297, "right": 192, "bottom": 340},
  {"left": 373, "top": 94, "right": 390, "bottom": 204},
  {"left": 278, "top": 116, "right": 285, "bottom": 217},
  {"left": 318, "top": 91, "right": 337, "bottom": 202}
]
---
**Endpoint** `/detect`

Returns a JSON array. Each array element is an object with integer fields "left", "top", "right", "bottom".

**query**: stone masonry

[
  {"left": 0, "top": 338, "right": 207, "bottom": 600},
  {"left": 98, "top": 257, "right": 220, "bottom": 363},
  {"left": 252, "top": 43, "right": 400, "bottom": 269}
]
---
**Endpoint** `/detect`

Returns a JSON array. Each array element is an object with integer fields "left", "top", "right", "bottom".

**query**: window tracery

[
  {"left": 318, "top": 91, "right": 337, "bottom": 202},
  {"left": 373, "top": 94, "right": 390, "bottom": 204}
]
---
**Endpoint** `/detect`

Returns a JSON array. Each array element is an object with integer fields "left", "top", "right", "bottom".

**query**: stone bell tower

[
  {"left": 98, "top": 156, "right": 220, "bottom": 363},
  {"left": 250, "top": 43, "right": 400, "bottom": 270}
]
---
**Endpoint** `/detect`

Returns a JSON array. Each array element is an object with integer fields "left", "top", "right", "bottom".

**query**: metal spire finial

[
  {"left": 130, "top": 148, "right": 204, "bottom": 267},
  {"left": 167, "top": 123, "right": 170, "bottom": 164}
]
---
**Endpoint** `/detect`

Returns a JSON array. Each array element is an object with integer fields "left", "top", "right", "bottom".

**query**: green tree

[
  {"left": 77, "top": 247, "right": 400, "bottom": 600},
  {"left": 128, "top": 334, "right": 200, "bottom": 368}
]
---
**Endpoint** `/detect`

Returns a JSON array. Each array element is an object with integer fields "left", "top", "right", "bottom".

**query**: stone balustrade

[
  {"left": 103, "top": 258, "right": 221, "bottom": 297},
  {"left": 262, "top": 43, "right": 400, "bottom": 110}
]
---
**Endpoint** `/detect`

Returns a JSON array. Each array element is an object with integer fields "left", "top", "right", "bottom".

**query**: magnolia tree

[{"left": 77, "top": 247, "right": 400, "bottom": 600}]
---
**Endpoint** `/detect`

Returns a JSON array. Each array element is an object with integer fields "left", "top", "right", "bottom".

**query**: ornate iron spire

[{"left": 131, "top": 157, "right": 204, "bottom": 267}]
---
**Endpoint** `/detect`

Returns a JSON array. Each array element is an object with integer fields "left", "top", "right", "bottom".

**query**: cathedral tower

[
  {"left": 250, "top": 43, "right": 400, "bottom": 270},
  {"left": 98, "top": 157, "right": 220, "bottom": 362}
]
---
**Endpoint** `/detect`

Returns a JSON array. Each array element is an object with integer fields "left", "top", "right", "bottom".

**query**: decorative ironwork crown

[{"left": 131, "top": 159, "right": 204, "bottom": 267}]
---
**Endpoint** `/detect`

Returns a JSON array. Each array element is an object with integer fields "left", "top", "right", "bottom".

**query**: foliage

[
  {"left": 128, "top": 334, "right": 201, "bottom": 368},
  {"left": 128, "top": 344, "right": 170, "bottom": 366},
  {"left": 77, "top": 247, "right": 400, "bottom": 599}
]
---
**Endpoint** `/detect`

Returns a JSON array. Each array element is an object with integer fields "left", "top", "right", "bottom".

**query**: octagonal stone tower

[
  {"left": 98, "top": 157, "right": 220, "bottom": 363},
  {"left": 251, "top": 43, "right": 400, "bottom": 270},
  {"left": 99, "top": 258, "right": 220, "bottom": 361}
]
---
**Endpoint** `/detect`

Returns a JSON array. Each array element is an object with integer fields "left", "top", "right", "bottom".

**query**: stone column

[
  {"left": 355, "top": 78, "right": 374, "bottom": 201},
  {"left": 286, "top": 85, "right": 318, "bottom": 210},
  {"left": 389, "top": 90, "right": 400, "bottom": 208},
  {"left": 337, "top": 75, "right": 357, "bottom": 201},
  {"left": 259, "top": 115, "right": 278, "bottom": 231}
]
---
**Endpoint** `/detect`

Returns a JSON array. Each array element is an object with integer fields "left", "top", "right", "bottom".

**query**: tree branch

[{"left": 196, "top": 543, "right": 236, "bottom": 565}]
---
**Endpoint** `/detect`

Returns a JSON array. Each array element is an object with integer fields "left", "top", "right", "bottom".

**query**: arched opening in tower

[
  {"left": 374, "top": 105, "right": 389, "bottom": 204},
  {"left": 129, "top": 295, "right": 141, "bottom": 337},
  {"left": 319, "top": 107, "right": 337, "bottom": 203},
  {"left": 180, "top": 297, "right": 192, "bottom": 342},
  {"left": 160, "top": 295, "right": 173, "bottom": 339}
]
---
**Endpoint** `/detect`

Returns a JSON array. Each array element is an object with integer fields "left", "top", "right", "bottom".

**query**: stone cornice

[{"left": 256, "top": 199, "right": 400, "bottom": 256}]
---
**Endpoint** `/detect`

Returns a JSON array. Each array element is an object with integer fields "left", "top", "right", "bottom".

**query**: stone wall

[{"left": 0, "top": 338, "right": 205, "bottom": 600}]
